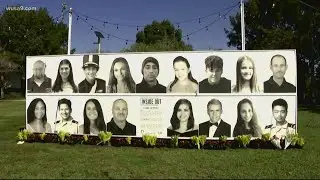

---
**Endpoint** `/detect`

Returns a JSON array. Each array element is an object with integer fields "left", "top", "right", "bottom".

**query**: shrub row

[{"left": 17, "top": 129, "right": 305, "bottom": 150}]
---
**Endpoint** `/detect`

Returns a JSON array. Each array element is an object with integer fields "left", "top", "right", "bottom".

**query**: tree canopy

[
  {"left": 122, "top": 19, "right": 192, "bottom": 52},
  {"left": 224, "top": 0, "right": 320, "bottom": 105}
]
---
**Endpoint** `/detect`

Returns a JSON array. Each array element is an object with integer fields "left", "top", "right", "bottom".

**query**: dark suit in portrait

[{"left": 199, "top": 120, "right": 231, "bottom": 137}]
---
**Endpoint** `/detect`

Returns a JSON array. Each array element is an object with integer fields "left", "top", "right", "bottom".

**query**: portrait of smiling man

[
  {"left": 136, "top": 57, "right": 166, "bottom": 93},
  {"left": 264, "top": 54, "right": 296, "bottom": 93},
  {"left": 78, "top": 54, "right": 106, "bottom": 93},
  {"left": 107, "top": 99, "right": 136, "bottom": 136}
]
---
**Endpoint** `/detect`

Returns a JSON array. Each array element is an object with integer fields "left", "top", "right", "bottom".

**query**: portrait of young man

[
  {"left": 136, "top": 57, "right": 166, "bottom": 93},
  {"left": 199, "top": 99, "right": 231, "bottom": 137},
  {"left": 106, "top": 99, "right": 136, "bottom": 136},
  {"left": 263, "top": 54, "right": 296, "bottom": 93},
  {"left": 264, "top": 98, "right": 296, "bottom": 139},
  {"left": 27, "top": 60, "right": 52, "bottom": 93},
  {"left": 78, "top": 55, "right": 106, "bottom": 93},
  {"left": 199, "top": 55, "right": 231, "bottom": 93}
]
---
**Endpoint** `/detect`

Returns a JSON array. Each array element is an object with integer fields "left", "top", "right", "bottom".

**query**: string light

[
  {"left": 72, "top": 2, "right": 240, "bottom": 30},
  {"left": 72, "top": 1, "right": 239, "bottom": 45},
  {"left": 77, "top": 16, "right": 79, "bottom": 21},
  {"left": 183, "top": 2, "right": 238, "bottom": 38}
]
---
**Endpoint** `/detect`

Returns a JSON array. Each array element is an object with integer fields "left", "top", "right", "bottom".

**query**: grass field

[{"left": 0, "top": 101, "right": 319, "bottom": 179}]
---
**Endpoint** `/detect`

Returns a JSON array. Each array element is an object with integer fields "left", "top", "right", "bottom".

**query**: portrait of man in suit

[
  {"left": 78, "top": 55, "right": 106, "bottom": 93},
  {"left": 199, "top": 98, "right": 231, "bottom": 137}
]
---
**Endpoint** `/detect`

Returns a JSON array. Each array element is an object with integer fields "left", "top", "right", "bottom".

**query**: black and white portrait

[
  {"left": 79, "top": 99, "right": 106, "bottom": 135},
  {"left": 52, "top": 59, "right": 78, "bottom": 93},
  {"left": 263, "top": 54, "right": 296, "bottom": 93},
  {"left": 78, "top": 55, "right": 106, "bottom": 93},
  {"left": 167, "top": 99, "right": 198, "bottom": 137},
  {"left": 136, "top": 57, "right": 166, "bottom": 93},
  {"left": 167, "top": 56, "right": 198, "bottom": 93},
  {"left": 199, "top": 99, "right": 231, "bottom": 137},
  {"left": 26, "top": 98, "right": 52, "bottom": 133},
  {"left": 107, "top": 57, "right": 136, "bottom": 93},
  {"left": 27, "top": 60, "right": 52, "bottom": 93},
  {"left": 107, "top": 99, "right": 136, "bottom": 135},
  {"left": 199, "top": 55, "right": 231, "bottom": 93}
]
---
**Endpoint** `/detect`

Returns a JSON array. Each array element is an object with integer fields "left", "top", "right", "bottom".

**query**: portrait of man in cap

[
  {"left": 78, "top": 55, "right": 106, "bottom": 93},
  {"left": 136, "top": 57, "right": 166, "bottom": 93}
]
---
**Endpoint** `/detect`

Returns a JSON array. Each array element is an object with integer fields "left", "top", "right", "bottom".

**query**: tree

[
  {"left": 224, "top": 0, "right": 320, "bottom": 105},
  {"left": 122, "top": 19, "right": 192, "bottom": 52},
  {"left": 0, "top": 6, "right": 75, "bottom": 97}
]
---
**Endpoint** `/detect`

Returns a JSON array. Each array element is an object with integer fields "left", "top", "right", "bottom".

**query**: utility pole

[
  {"left": 68, "top": 7, "right": 72, "bottom": 55},
  {"left": 241, "top": 0, "right": 245, "bottom": 50},
  {"left": 93, "top": 31, "right": 104, "bottom": 53}
]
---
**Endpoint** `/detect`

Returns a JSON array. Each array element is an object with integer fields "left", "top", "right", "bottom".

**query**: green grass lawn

[{"left": 0, "top": 101, "right": 319, "bottom": 179}]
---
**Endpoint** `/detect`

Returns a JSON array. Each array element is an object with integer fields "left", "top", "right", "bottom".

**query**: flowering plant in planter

[
  {"left": 170, "top": 135, "right": 179, "bottom": 148},
  {"left": 81, "top": 135, "right": 89, "bottom": 144},
  {"left": 97, "top": 131, "right": 112, "bottom": 146},
  {"left": 142, "top": 134, "right": 157, "bottom": 147},
  {"left": 235, "top": 135, "right": 251, "bottom": 148},
  {"left": 57, "top": 131, "right": 70, "bottom": 144},
  {"left": 126, "top": 137, "right": 132, "bottom": 145},
  {"left": 39, "top": 132, "right": 46, "bottom": 141}
]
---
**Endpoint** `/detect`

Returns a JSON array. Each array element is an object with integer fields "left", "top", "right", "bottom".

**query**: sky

[{"left": 0, "top": 0, "right": 241, "bottom": 53}]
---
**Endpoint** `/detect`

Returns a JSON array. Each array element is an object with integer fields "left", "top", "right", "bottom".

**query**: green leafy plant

[
  {"left": 126, "top": 137, "right": 132, "bottom": 145},
  {"left": 39, "top": 132, "right": 46, "bottom": 141},
  {"left": 199, "top": 135, "right": 207, "bottom": 147},
  {"left": 191, "top": 136, "right": 200, "bottom": 149},
  {"left": 17, "top": 131, "right": 24, "bottom": 141},
  {"left": 142, "top": 134, "right": 157, "bottom": 147},
  {"left": 261, "top": 133, "right": 271, "bottom": 142},
  {"left": 97, "top": 131, "right": 112, "bottom": 145},
  {"left": 58, "top": 131, "right": 70, "bottom": 144},
  {"left": 235, "top": 135, "right": 251, "bottom": 148},
  {"left": 81, "top": 135, "right": 89, "bottom": 144},
  {"left": 170, "top": 135, "right": 179, "bottom": 148},
  {"left": 219, "top": 135, "right": 227, "bottom": 143},
  {"left": 287, "top": 133, "right": 305, "bottom": 147}
]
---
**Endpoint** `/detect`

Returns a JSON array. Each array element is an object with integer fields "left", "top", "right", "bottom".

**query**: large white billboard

[{"left": 25, "top": 50, "right": 297, "bottom": 139}]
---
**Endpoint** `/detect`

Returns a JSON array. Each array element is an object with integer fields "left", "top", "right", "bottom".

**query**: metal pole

[
  {"left": 98, "top": 38, "right": 101, "bottom": 53},
  {"left": 68, "top": 8, "right": 72, "bottom": 55},
  {"left": 241, "top": 0, "right": 245, "bottom": 50}
]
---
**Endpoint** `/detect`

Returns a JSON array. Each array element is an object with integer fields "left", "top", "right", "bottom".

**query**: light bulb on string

[
  {"left": 224, "top": 16, "right": 227, "bottom": 20},
  {"left": 177, "top": 23, "right": 180, "bottom": 29},
  {"left": 91, "top": 26, "right": 93, "bottom": 30},
  {"left": 117, "top": 24, "right": 119, "bottom": 29},
  {"left": 187, "top": 35, "right": 189, "bottom": 40},
  {"left": 219, "top": 13, "right": 222, "bottom": 18},
  {"left": 107, "top": 34, "right": 110, "bottom": 39},
  {"left": 206, "top": 26, "right": 208, "bottom": 31},
  {"left": 198, "top": 18, "right": 201, "bottom": 24},
  {"left": 85, "top": 16, "right": 88, "bottom": 21},
  {"left": 137, "top": 26, "right": 139, "bottom": 31},
  {"left": 77, "top": 16, "right": 79, "bottom": 21},
  {"left": 126, "top": 40, "right": 128, "bottom": 45}
]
